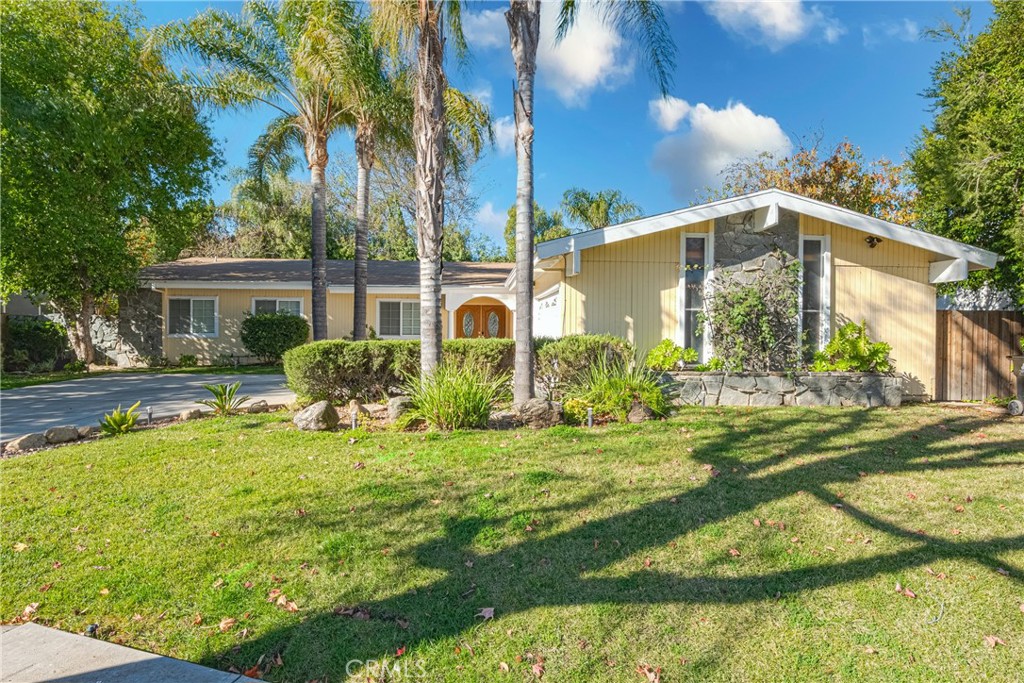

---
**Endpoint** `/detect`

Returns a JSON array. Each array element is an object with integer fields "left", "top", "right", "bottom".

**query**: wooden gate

[{"left": 935, "top": 310, "right": 1023, "bottom": 401}]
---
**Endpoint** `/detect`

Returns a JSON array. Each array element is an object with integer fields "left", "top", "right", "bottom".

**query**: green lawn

[
  {"left": 2, "top": 406, "right": 1022, "bottom": 682},
  {"left": 0, "top": 364, "right": 283, "bottom": 390}
]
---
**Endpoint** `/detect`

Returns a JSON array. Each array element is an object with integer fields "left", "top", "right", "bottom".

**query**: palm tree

[
  {"left": 505, "top": 0, "right": 676, "bottom": 404},
  {"left": 148, "top": 0, "right": 359, "bottom": 341},
  {"left": 370, "top": 0, "right": 469, "bottom": 376},
  {"left": 561, "top": 187, "right": 644, "bottom": 230}
]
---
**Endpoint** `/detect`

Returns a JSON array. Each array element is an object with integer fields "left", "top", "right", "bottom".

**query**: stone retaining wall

[{"left": 663, "top": 371, "right": 903, "bottom": 408}]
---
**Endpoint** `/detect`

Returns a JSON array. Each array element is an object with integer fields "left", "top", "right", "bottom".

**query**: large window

[
  {"left": 681, "top": 234, "right": 710, "bottom": 359},
  {"left": 168, "top": 297, "right": 217, "bottom": 337},
  {"left": 252, "top": 298, "right": 302, "bottom": 316},
  {"left": 800, "top": 236, "right": 829, "bottom": 359},
  {"left": 378, "top": 300, "right": 420, "bottom": 338}
]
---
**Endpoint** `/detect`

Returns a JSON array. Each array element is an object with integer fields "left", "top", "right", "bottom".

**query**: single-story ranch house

[{"left": 120, "top": 189, "right": 997, "bottom": 401}]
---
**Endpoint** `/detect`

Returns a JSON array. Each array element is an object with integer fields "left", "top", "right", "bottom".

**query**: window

[
  {"left": 168, "top": 297, "right": 217, "bottom": 337},
  {"left": 800, "top": 236, "right": 830, "bottom": 359},
  {"left": 680, "top": 234, "right": 710, "bottom": 360},
  {"left": 252, "top": 298, "right": 302, "bottom": 316},
  {"left": 378, "top": 300, "right": 420, "bottom": 338}
]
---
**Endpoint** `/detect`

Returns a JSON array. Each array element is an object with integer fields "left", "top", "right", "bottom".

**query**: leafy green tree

[
  {"left": 561, "top": 187, "right": 643, "bottom": 229},
  {"left": 0, "top": 0, "right": 218, "bottom": 362},
  {"left": 503, "top": 203, "right": 570, "bottom": 261},
  {"left": 701, "top": 138, "right": 917, "bottom": 225},
  {"left": 505, "top": 0, "right": 676, "bottom": 402},
  {"left": 150, "top": 0, "right": 361, "bottom": 341},
  {"left": 911, "top": 2, "right": 1024, "bottom": 301}
]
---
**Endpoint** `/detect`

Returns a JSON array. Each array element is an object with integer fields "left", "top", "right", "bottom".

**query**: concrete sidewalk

[{"left": 0, "top": 623, "right": 259, "bottom": 682}]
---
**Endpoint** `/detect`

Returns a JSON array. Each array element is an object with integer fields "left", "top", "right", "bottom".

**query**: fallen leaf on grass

[
  {"left": 21, "top": 603, "right": 39, "bottom": 620},
  {"left": 275, "top": 595, "right": 299, "bottom": 612},
  {"left": 636, "top": 664, "right": 661, "bottom": 682},
  {"left": 753, "top": 518, "right": 761, "bottom": 527},
  {"left": 864, "top": 646, "right": 878, "bottom": 654},
  {"left": 532, "top": 661, "right": 545, "bottom": 678},
  {"left": 395, "top": 646, "right": 406, "bottom": 657},
  {"left": 476, "top": 607, "right": 495, "bottom": 620},
  {"left": 954, "top": 505, "right": 965, "bottom": 513},
  {"left": 99, "top": 588, "right": 110, "bottom": 596},
  {"left": 219, "top": 617, "right": 237, "bottom": 632},
  {"left": 39, "top": 583, "right": 52, "bottom": 592},
  {"left": 950, "top": 529, "right": 962, "bottom": 535},
  {"left": 192, "top": 614, "right": 203, "bottom": 625},
  {"left": 499, "top": 661, "right": 510, "bottom": 673},
  {"left": 243, "top": 664, "right": 262, "bottom": 679},
  {"left": 983, "top": 635, "right": 1005, "bottom": 648},
  {"left": 995, "top": 568, "right": 1009, "bottom": 576},
  {"left": 13, "top": 542, "right": 28, "bottom": 552},
  {"left": 728, "top": 548, "right": 741, "bottom": 557},
  {"left": 894, "top": 583, "right": 916, "bottom": 598},
  {"left": 333, "top": 605, "right": 371, "bottom": 620}
]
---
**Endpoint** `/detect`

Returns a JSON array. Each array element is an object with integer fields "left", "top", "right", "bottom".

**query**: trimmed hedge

[
  {"left": 4, "top": 317, "right": 71, "bottom": 371},
  {"left": 535, "top": 334, "right": 634, "bottom": 400},
  {"left": 284, "top": 338, "right": 515, "bottom": 403},
  {"left": 241, "top": 313, "right": 310, "bottom": 363}
]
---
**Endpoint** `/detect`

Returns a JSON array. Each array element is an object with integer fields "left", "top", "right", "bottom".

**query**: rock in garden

[
  {"left": 293, "top": 401, "right": 339, "bottom": 431},
  {"left": 44, "top": 426, "right": 79, "bottom": 444},
  {"left": 487, "top": 410, "right": 522, "bottom": 430},
  {"left": 6, "top": 433, "right": 47, "bottom": 453},
  {"left": 363, "top": 402, "right": 387, "bottom": 417},
  {"left": 513, "top": 398, "right": 563, "bottom": 429},
  {"left": 179, "top": 408, "right": 202, "bottom": 421},
  {"left": 247, "top": 400, "right": 269, "bottom": 414},
  {"left": 626, "top": 402, "right": 655, "bottom": 424},
  {"left": 77, "top": 425, "right": 98, "bottom": 438},
  {"left": 387, "top": 396, "right": 413, "bottom": 423}
]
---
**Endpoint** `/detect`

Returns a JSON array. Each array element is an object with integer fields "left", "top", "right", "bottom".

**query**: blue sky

[{"left": 134, "top": 1, "right": 992, "bottom": 242}]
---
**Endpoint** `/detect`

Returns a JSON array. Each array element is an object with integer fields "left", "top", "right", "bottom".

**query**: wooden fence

[{"left": 935, "top": 310, "right": 1023, "bottom": 402}]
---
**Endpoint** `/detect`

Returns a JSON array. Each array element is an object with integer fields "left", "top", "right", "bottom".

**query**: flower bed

[{"left": 662, "top": 371, "right": 902, "bottom": 408}]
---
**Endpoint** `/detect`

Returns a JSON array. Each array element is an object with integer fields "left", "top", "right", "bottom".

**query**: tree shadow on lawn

[{"left": 211, "top": 409, "right": 1024, "bottom": 679}]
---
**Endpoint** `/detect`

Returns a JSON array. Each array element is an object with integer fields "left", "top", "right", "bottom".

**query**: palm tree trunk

[
  {"left": 308, "top": 133, "right": 329, "bottom": 341},
  {"left": 414, "top": 3, "right": 447, "bottom": 377},
  {"left": 507, "top": 0, "right": 540, "bottom": 404},
  {"left": 353, "top": 122, "right": 374, "bottom": 341}
]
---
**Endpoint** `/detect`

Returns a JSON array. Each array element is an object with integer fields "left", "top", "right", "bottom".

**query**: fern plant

[
  {"left": 99, "top": 401, "right": 141, "bottom": 436},
  {"left": 197, "top": 382, "right": 251, "bottom": 416},
  {"left": 811, "top": 322, "right": 892, "bottom": 372}
]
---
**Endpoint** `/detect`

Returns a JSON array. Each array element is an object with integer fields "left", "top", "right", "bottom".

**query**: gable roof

[
  {"left": 534, "top": 189, "right": 999, "bottom": 270},
  {"left": 140, "top": 258, "right": 512, "bottom": 289}
]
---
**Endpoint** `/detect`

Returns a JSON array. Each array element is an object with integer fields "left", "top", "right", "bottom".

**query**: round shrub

[
  {"left": 4, "top": 317, "right": 70, "bottom": 371},
  {"left": 240, "top": 312, "right": 310, "bottom": 363},
  {"left": 535, "top": 334, "right": 634, "bottom": 400}
]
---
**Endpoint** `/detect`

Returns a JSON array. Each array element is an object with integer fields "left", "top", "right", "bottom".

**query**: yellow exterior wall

[
  {"left": 161, "top": 288, "right": 448, "bottom": 363},
  {"left": 561, "top": 220, "right": 711, "bottom": 351},
  {"left": 802, "top": 215, "right": 937, "bottom": 399}
]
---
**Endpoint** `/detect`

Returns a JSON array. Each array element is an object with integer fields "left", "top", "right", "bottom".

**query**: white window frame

[
  {"left": 797, "top": 234, "right": 832, "bottom": 353},
  {"left": 250, "top": 297, "right": 304, "bottom": 317},
  {"left": 677, "top": 231, "right": 714, "bottom": 362},
  {"left": 167, "top": 296, "right": 219, "bottom": 338},
  {"left": 376, "top": 299, "right": 421, "bottom": 339}
]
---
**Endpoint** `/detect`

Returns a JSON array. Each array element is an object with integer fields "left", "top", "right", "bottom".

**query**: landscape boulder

[
  {"left": 44, "top": 426, "right": 79, "bottom": 444},
  {"left": 247, "top": 400, "right": 269, "bottom": 414},
  {"left": 77, "top": 425, "right": 98, "bottom": 439},
  {"left": 513, "top": 398, "right": 563, "bottom": 429},
  {"left": 6, "top": 433, "right": 47, "bottom": 453},
  {"left": 294, "top": 401, "right": 339, "bottom": 431},
  {"left": 487, "top": 410, "right": 522, "bottom": 430},
  {"left": 626, "top": 402, "right": 655, "bottom": 424},
  {"left": 179, "top": 408, "right": 202, "bottom": 421},
  {"left": 387, "top": 396, "right": 414, "bottom": 423}
]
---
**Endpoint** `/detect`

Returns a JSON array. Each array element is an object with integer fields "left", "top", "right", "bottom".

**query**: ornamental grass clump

[
  {"left": 402, "top": 364, "right": 510, "bottom": 431},
  {"left": 565, "top": 355, "right": 667, "bottom": 423},
  {"left": 197, "top": 381, "right": 251, "bottom": 416}
]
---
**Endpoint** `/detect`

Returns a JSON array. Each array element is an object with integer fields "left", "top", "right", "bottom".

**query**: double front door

[{"left": 455, "top": 304, "right": 507, "bottom": 339}]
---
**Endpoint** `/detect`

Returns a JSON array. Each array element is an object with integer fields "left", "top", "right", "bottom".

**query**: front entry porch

[{"left": 445, "top": 294, "right": 514, "bottom": 339}]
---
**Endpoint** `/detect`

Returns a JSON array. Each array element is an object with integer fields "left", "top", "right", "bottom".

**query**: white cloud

[
  {"left": 862, "top": 19, "right": 919, "bottom": 49},
  {"left": 469, "top": 81, "right": 493, "bottom": 108},
  {"left": 493, "top": 115, "right": 516, "bottom": 156},
  {"left": 537, "top": 2, "right": 635, "bottom": 107},
  {"left": 702, "top": 1, "right": 845, "bottom": 51},
  {"left": 649, "top": 99, "right": 791, "bottom": 201},
  {"left": 649, "top": 96, "right": 692, "bottom": 133},
  {"left": 475, "top": 201, "right": 507, "bottom": 237},
  {"left": 463, "top": 8, "right": 507, "bottom": 50}
]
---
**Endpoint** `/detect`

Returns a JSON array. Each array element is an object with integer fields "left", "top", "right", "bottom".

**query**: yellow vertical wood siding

[
  {"left": 561, "top": 220, "right": 711, "bottom": 351},
  {"left": 802, "top": 215, "right": 937, "bottom": 399}
]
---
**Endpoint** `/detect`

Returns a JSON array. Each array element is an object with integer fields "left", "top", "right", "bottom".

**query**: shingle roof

[{"left": 140, "top": 258, "right": 513, "bottom": 288}]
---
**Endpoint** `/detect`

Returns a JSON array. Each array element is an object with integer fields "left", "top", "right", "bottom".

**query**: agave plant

[
  {"left": 197, "top": 382, "right": 251, "bottom": 417},
  {"left": 99, "top": 400, "right": 141, "bottom": 436}
]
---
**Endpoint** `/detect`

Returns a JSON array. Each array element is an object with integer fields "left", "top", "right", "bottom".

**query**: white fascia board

[
  {"left": 147, "top": 280, "right": 310, "bottom": 290},
  {"left": 534, "top": 188, "right": 1000, "bottom": 270},
  {"left": 772, "top": 191, "right": 999, "bottom": 268}
]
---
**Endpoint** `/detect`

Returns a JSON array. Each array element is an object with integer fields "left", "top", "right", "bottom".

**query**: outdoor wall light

[{"left": 865, "top": 236, "right": 883, "bottom": 248}]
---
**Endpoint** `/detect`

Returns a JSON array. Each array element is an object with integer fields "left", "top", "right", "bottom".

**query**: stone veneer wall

[
  {"left": 714, "top": 208, "right": 800, "bottom": 284},
  {"left": 663, "top": 371, "right": 903, "bottom": 408},
  {"left": 67, "top": 289, "right": 163, "bottom": 367}
]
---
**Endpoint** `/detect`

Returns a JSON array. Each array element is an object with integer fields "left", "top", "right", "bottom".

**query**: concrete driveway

[{"left": 0, "top": 372, "right": 293, "bottom": 441}]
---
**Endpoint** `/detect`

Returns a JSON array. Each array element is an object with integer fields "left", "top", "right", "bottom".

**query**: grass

[
  {"left": 0, "top": 364, "right": 283, "bottom": 390},
  {"left": 1, "top": 405, "right": 1022, "bottom": 682}
]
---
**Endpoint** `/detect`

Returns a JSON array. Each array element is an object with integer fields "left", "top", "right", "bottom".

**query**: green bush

[
  {"left": 64, "top": 359, "right": 88, "bottom": 374},
  {"left": 178, "top": 354, "right": 198, "bottom": 368},
  {"left": 810, "top": 321, "right": 892, "bottom": 372},
  {"left": 99, "top": 401, "right": 141, "bottom": 436},
  {"left": 535, "top": 334, "right": 634, "bottom": 400},
  {"left": 644, "top": 339, "right": 698, "bottom": 371},
  {"left": 402, "top": 364, "right": 510, "bottom": 431},
  {"left": 4, "top": 317, "right": 70, "bottom": 370},
  {"left": 143, "top": 355, "right": 169, "bottom": 368},
  {"left": 694, "top": 356, "right": 726, "bottom": 372},
  {"left": 283, "top": 338, "right": 515, "bottom": 403},
  {"left": 564, "top": 355, "right": 667, "bottom": 423},
  {"left": 241, "top": 312, "right": 310, "bottom": 363}
]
